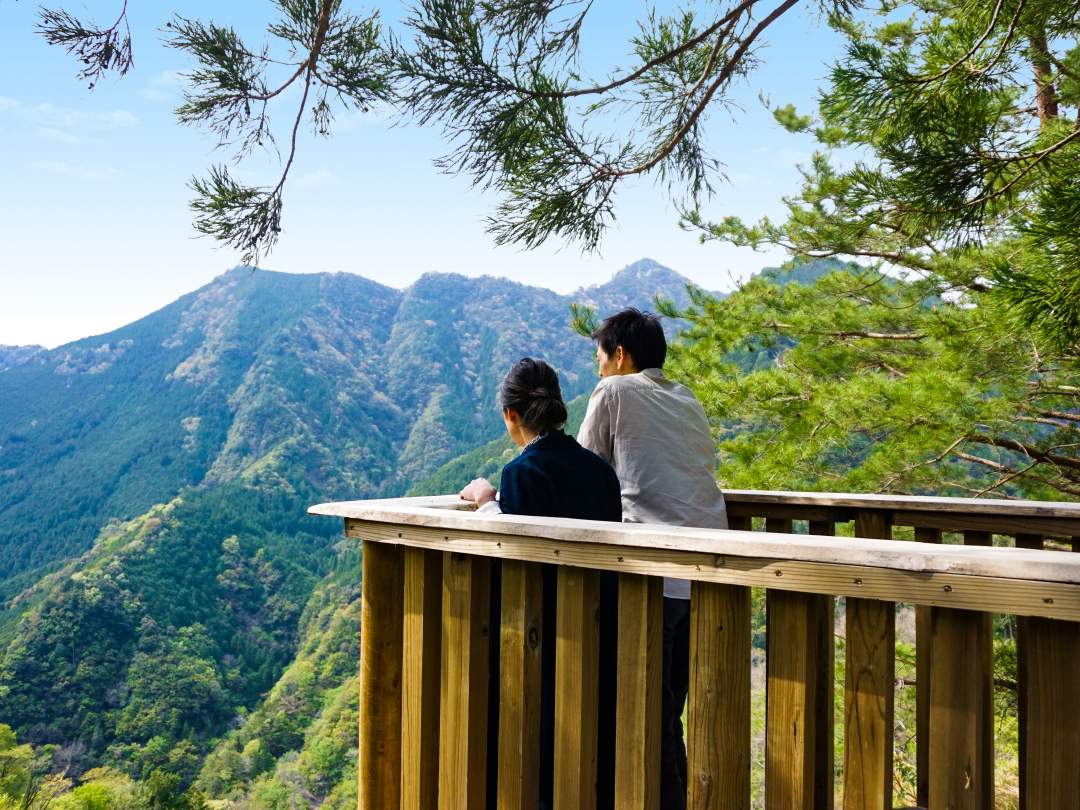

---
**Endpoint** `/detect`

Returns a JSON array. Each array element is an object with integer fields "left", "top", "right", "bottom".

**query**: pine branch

[{"left": 36, "top": 1, "right": 133, "bottom": 88}]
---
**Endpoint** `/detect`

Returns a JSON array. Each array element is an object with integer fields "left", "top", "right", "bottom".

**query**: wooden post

[
  {"left": 728, "top": 514, "right": 752, "bottom": 531},
  {"left": 843, "top": 511, "right": 893, "bottom": 810},
  {"left": 913, "top": 526, "right": 941, "bottom": 810},
  {"left": 359, "top": 540, "right": 405, "bottom": 810},
  {"left": 439, "top": 552, "right": 492, "bottom": 810},
  {"left": 402, "top": 548, "right": 443, "bottom": 810},
  {"left": 687, "top": 581, "right": 751, "bottom": 810},
  {"left": 928, "top": 608, "right": 994, "bottom": 809},
  {"left": 1013, "top": 533, "right": 1042, "bottom": 810},
  {"left": 807, "top": 520, "right": 836, "bottom": 810},
  {"left": 615, "top": 573, "right": 663, "bottom": 810},
  {"left": 554, "top": 566, "right": 600, "bottom": 810},
  {"left": 498, "top": 560, "right": 544, "bottom": 810},
  {"left": 765, "top": 517, "right": 834, "bottom": 810},
  {"left": 1020, "top": 617, "right": 1080, "bottom": 809}
]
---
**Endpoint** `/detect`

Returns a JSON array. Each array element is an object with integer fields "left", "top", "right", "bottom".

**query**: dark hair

[
  {"left": 498, "top": 357, "right": 568, "bottom": 435},
  {"left": 592, "top": 307, "right": 667, "bottom": 370}
]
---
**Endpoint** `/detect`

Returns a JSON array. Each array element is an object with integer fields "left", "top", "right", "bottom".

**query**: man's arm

[{"left": 576, "top": 384, "right": 614, "bottom": 464}]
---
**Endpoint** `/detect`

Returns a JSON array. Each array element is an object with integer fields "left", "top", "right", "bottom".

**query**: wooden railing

[{"left": 309, "top": 491, "right": 1080, "bottom": 810}]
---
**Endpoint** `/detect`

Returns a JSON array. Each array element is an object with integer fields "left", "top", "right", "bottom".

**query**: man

[{"left": 577, "top": 307, "right": 728, "bottom": 810}]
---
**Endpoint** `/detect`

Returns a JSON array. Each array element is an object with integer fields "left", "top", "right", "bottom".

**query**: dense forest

[{"left": 0, "top": 259, "right": 703, "bottom": 810}]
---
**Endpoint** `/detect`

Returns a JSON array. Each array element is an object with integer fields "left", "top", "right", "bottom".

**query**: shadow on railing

[{"left": 310, "top": 490, "right": 1080, "bottom": 810}]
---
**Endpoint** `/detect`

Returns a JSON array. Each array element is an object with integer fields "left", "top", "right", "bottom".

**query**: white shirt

[{"left": 577, "top": 368, "right": 728, "bottom": 598}]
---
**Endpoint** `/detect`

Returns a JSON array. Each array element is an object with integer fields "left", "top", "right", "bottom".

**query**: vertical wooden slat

[
  {"left": 439, "top": 552, "right": 492, "bottom": 810},
  {"left": 615, "top": 574, "right": 663, "bottom": 810},
  {"left": 912, "top": 526, "right": 941, "bottom": 810},
  {"left": 498, "top": 560, "right": 544, "bottom": 810},
  {"left": 1014, "top": 533, "right": 1043, "bottom": 810},
  {"left": 963, "top": 529, "right": 993, "bottom": 547},
  {"left": 728, "top": 514, "right": 752, "bottom": 531},
  {"left": 765, "top": 516, "right": 793, "bottom": 534},
  {"left": 555, "top": 566, "right": 600, "bottom": 810},
  {"left": 687, "top": 581, "right": 751, "bottom": 810},
  {"left": 843, "top": 511, "right": 893, "bottom": 810},
  {"left": 928, "top": 607, "right": 994, "bottom": 809},
  {"left": 402, "top": 548, "right": 442, "bottom": 810},
  {"left": 359, "top": 540, "right": 405, "bottom": 810},
  {"left": 1020, "top": 617, "right": 1080, "bottom": 809},
  {"left": 766, "top": 590, "right": 832, "bottom": 810},
  {"left": 807, "top": 520, "right": 836, "bottom": 810},
  {"left": 765, "top": 518, "right": 835, "bottom": 810}
]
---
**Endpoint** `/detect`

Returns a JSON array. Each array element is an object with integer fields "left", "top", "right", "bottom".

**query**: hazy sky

[{"left": 0, "top": 2, "right": 845, "bottom": 348}]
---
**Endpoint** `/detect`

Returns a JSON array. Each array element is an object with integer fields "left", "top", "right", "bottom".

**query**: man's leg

[{"left": 661, "top": 596, "right": 691, "bottom": 810}]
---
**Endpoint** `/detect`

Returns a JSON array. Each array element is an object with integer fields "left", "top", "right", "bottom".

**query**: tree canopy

[{"left": 667, "top": 0, "right": 1080, "bottom": 497}]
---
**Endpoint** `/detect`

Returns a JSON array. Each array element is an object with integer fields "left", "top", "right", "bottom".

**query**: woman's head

[{"left": 498, "top": 357, "right": 568, "bottom": 443}]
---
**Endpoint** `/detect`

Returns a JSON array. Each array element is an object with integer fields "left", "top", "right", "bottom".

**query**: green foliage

[
  {"left": 194, "top": 576, "right": 361, "bottom": 805},
  {"left": 666, "top": 260, "right": 1080, "bottom": 498},
  {"left": 0, "top": 483, "right": 338, "bottom": 778},
  {"left": 687, "top": 1, "right": 1080, "bottom": 347},
  {"left": 168, "top": 1, "right": 393, "bottom": 263}
]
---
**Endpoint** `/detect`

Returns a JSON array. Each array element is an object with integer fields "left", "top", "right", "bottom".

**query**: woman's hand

[{"left": 460, "top": 477, "right": 497, "bottom": 506}]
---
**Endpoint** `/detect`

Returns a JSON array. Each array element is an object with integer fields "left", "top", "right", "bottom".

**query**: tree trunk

[{"left": 1028, "top": 29, "right": 1059, "bottom": 123}]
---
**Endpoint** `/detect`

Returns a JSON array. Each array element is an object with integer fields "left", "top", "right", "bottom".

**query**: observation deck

[{"left": 311, "top": 490, "right": 1080, "bottom": 810}]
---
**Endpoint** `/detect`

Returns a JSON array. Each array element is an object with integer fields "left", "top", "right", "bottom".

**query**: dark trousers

[
  {"left": 661, "top": 596, "right": 691, "bottom": 810},
  {"left": 490, "top": 565, "right": 617, "bottom": 810}
]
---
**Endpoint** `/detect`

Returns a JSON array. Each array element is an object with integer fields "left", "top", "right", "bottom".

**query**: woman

[
  {"left": 460, "top": 356, "right": 621, "bottom": 520},
  {"left": 459, "top": 357, "right": 621, "bottom": 810}
]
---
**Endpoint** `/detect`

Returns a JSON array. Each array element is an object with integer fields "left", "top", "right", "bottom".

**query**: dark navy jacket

[
  {"left": 487, "top": 430, "right": 621, "bottom": 809},
  {"left": 498, "top": 431, "right": 622, "bottom": 521}
]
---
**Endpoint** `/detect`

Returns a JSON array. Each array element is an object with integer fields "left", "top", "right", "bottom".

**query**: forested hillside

[{"left": 0, "top": 257, "right": 699, "bottom": 802}]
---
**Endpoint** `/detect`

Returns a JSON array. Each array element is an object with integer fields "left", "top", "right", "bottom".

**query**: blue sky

[{"left": 0, "top": 1, "right": 845, "bottom": 348}]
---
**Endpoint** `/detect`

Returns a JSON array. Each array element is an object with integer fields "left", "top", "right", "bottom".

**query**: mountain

[
  {"left": 0, "top": 345, "right": 43, "bottom": 373},
  {"left": 0, "top": 260, "right": 699, "bottom": 599},
  {"left": 573, "top": 256, "right": 713, "bottom": 314},
  {"left": 0, "top": 257, "right": 700, "bottom": 782}
]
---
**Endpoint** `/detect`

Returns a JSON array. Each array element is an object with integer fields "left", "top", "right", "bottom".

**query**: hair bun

[{"left": 498, "top": 359, "right": 568, "bottom": 435}]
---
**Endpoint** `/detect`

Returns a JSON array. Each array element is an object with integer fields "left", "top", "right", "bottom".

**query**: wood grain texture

[
  {"left": 402, "top": 548, "right": 442, "bottom": 810},
  {"left": 807, "top": 520, "right": 836, "bottom": 810},
  {"left": 498, "top": 560, "right": 544, "bottom": 810},
  {"left": 913, "top": 526, "right": 941, "bottom": 810},
  {"left": 311, "top": 489, "right": 1080, "bottom": 520},
  {"left": 614, "top": 574, "right": 663, "bottom": 810},
  {"left": 928, "top": 608, "right": 993, "bottom": 810},
  {"left": 843, "top": 511, "right": 893, "bottom": 810},
  {"left": 348, "top": 521, "right": 1080, "bottom": 622},
  {"left": 766, "top": 590, "right": 833, "bottom": 810},
  {"left": 1013, "top": 533, "right": 1043, "bottom": 810},
  {"left": 892, "top": 510, "right": 1077, "bottom": 538},
  {"left": 687, "top": 581, "right": 751, "bottom": 810},
  {"left": 439, "top": 552, "right": 491, "bottom": 810},
  {"left": 554, "top": 567, "right": 600, "bottom": 810},
  {"left": 331, "top": 511, "right": 1080, "bottom": 585},
  {"left": 359, "top": 541, "right": 404, "bottom": 810},
  {"left": 1020, "top": 617, "right": 1080, "bottom": 810}
]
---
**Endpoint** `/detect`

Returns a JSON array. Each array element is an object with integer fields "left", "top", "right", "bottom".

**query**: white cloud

[
  {"left": 28, "top": 103, "right": 139, "bottom": 131},
  {"left": 139, "top": 70, "right": 186, "bottom": 102},
  {"left": 33, "top": 161, "right": 121, "bottom": 181},
  {"left": 36, "top": 127, "right": 91, "bottom": 145},
  {"left": 0, "top": 98, "right": 138, "bottom": 131},
  {"left": 295, "top": 168, "right": 338, "bottom": 189}
]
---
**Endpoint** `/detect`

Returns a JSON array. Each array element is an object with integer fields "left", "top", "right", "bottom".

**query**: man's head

[{"left": 591, "top": 308, "right": 666, "bottom": 378}]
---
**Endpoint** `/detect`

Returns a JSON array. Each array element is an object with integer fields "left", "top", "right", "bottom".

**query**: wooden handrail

[{"left": 312, "top": 489, "right": 1080, "bottom": 810}]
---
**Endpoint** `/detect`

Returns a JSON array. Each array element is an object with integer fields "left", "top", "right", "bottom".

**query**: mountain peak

[{"left": 610, "top": 257, "right": 678, "bottom": 281}]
